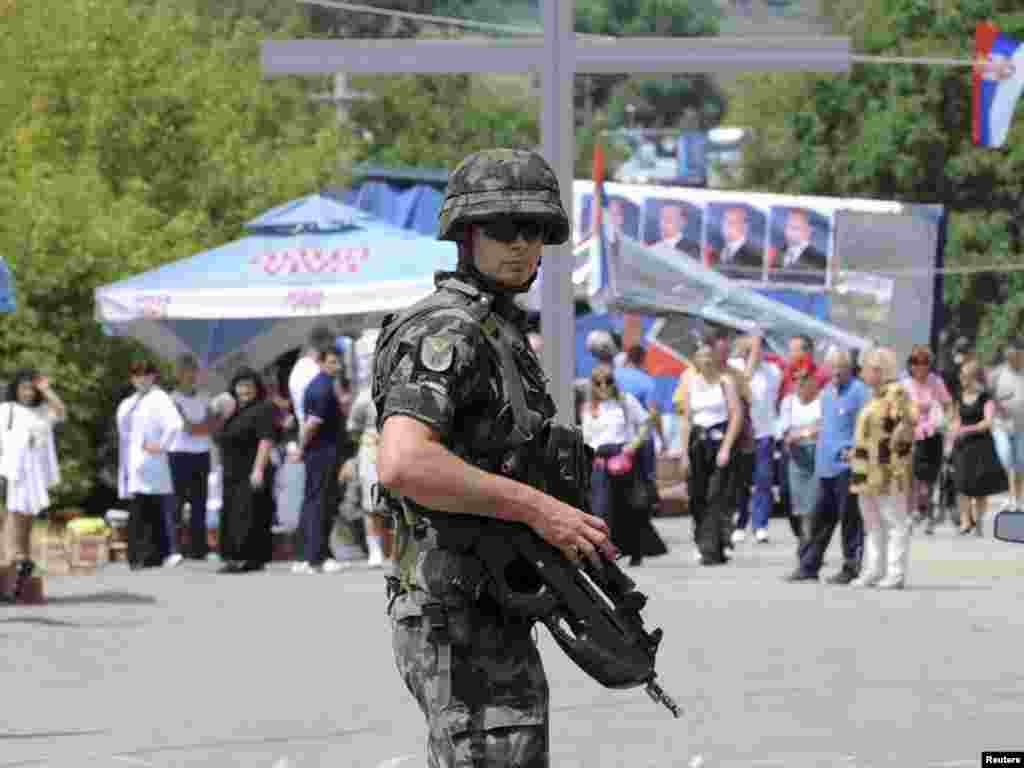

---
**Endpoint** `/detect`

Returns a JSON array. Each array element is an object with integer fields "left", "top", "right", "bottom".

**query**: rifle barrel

[{"left": 645, "top": 679, "right": 682, "bottom": 719}]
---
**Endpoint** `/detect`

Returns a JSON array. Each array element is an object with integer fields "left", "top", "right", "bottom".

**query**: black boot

[{"left": 10, "top": 559, "right": 35, "bottom": 602}]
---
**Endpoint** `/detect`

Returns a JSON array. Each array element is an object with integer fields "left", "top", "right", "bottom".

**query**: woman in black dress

[
  {"left": 952, "top": 360, "right": 1008, "bottom": 536},
  {"left": 214, "top": 368, "right": 276, "bottom": 573}
]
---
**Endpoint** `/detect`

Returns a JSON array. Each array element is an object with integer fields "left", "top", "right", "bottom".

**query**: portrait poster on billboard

[{"left": 571, "top": 181, "right": 944, "bottom": 362}]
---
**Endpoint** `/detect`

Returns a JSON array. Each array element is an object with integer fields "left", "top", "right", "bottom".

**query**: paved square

[{"left": 3, "top": 515, "right": 1022, "bottom": 768}]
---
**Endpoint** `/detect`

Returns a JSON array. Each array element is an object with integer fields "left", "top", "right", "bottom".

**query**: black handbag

[
  {"left": 912, "top": 433, "right": 943, "bottom": 484},
  {"left": 626, "top": 473, "right": 658, "bottom": 513}
]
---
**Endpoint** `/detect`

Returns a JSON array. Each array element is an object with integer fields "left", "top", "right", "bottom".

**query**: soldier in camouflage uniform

[{"left": 373, "top": 149, "right": 614, "bottom": 767}]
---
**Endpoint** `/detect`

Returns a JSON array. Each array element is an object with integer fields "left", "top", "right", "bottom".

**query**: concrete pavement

[{"left": 2, "top": 514, "right": 1023, "bottom": 768}]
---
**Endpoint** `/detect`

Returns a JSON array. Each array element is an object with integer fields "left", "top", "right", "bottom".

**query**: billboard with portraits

[{"left": 570, "top": 179, "right": 944, "bottom": 363}]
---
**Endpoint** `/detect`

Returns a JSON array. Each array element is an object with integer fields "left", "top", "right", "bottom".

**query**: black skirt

[
  {"left": 953, "top": 433, "right": 1009, "bottom": 498},
  {"left": 591, "top": 444, "right": 668, "bottom": 559}
]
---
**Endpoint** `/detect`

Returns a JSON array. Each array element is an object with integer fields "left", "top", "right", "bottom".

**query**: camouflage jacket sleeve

[{"left": 378, "top": 308, "right": 487, "bottom": 442}]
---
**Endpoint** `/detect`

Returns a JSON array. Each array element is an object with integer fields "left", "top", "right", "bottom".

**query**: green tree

[
  {"left": 0, "top": 0, "right": 354, "bottom": 504},
  {"left": 348, "top": 73, "right": 540, "bottom": 168},
  {"left": 725, "top": 0, "right": 1024, "bottom": 361},
  {"left": 576, "top": 0, "right": 724, "bottom": 131}
]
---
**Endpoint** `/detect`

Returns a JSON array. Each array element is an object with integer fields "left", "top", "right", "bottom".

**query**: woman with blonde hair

[
  {"left": 849, "top": 347, "right": 918, "bottom": 589},
  {"left": 673, "top": 334, "right": 742, "bottom": 565},
  {"left": 582, "top": 364, "right": 666, "bottom": 566},
  {"left": 952, "top": 359, "right": 1008, "bottom": 535}
]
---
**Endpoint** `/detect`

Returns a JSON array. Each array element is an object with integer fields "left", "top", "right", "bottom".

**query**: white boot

[
  {"left": 877, "top": 516, "right": 910, "bottom": 590},
  {"left": 851, "top": 527, "right": 885, "bottom": 587},
  {"left": 366, "top": 534, "right": 384, "bottom": 569}
]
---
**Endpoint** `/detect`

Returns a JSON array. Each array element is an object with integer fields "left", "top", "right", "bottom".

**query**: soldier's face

[{"left": 472, "top": 223, "right": 544, "bottom": 288}]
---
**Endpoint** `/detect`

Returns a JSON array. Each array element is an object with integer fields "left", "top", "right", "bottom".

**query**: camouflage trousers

[{"left": 389, "top": 590, "right": 549, "bottom": 767}]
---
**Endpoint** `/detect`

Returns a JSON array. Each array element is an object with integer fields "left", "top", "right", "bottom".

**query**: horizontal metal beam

[
  {"left": 262, "top": 36, "right": 852, "bottom": 77},
  {"left": 262, "top": 39, "right": 546, "bottom": 76},
  {"left": 574, "top": 36, "right": 851, "bottom": 74}
]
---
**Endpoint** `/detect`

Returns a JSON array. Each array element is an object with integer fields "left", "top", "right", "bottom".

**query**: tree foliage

[
  {"left": 347, "top": 74, "right": 540, "bottom": 168},
  {"left": 725, "top": 0, "right": 1024, "bottom": 361},
  {"left": 0, "top": 0, "right": 354, "bottom": 504},
  {"left": 576, "top": 0, "right": 724, "bottom": 131}
]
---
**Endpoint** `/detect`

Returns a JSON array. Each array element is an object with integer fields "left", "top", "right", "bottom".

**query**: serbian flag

[
  {"left": 973, "top": 21, "right": 1024, "bottom": 148},
  {"left": 588, "top": 141, "right": 612, "bottom": 310}
]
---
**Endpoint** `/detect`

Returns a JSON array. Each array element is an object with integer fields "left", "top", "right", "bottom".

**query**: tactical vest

[{"left": 372, "top": 276, "right": 556, "bottom": 594}]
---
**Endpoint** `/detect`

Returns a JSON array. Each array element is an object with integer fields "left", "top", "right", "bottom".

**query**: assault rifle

[{"left": 478, "top": 422, "right": 681, "bottom": 718}]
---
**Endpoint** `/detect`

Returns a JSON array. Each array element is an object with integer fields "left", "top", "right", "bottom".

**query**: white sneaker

[
  {"left": 692, "top": 547, "right": 702, "bottom": 563},
  {"left": 754, "top": 529, "right": 769, "bottom": 543},
  {"left": 292, "top": 561, "right": 318, "bottom": 575},
  {"left": 366, "top": 552, "right": 384, "bottom": 569},
  {"left": 163, "top": 553, "right": 184, "bottom": 568},
  {"left": 321, "top": 559, "right": 351, "bottom": 574},
  {"left": 731, "top": 529, "right": 747, "bottom": 545}
]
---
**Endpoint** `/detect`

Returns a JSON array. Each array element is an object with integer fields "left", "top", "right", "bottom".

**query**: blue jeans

[
  {"left": 993, "top": 428, "right": 1024, "bottom": 473},
  {"left": 300, "top": 444, "right": 339, "bottom": 566},
  {"left": 735, "top": 437, "right": 775, "bottom": 532},
  {"left": 797, "top": 471, "right": 863, "bottom": 576}
]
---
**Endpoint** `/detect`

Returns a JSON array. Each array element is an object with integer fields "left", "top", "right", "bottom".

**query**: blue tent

[{"left": 95, "top": 195, "right": 456, "bottom": 388}]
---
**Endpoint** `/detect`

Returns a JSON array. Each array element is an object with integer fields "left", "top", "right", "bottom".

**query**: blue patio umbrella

[{"left": 96, "top": 195, "right": 456, "bottom": 389}]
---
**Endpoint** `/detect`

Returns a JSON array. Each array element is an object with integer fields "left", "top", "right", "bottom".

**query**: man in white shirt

[
  {"left": 117, "top": 358, "right": 185, "bottom": 570},
  {"left": 289, "top": 326, "right": 334, "bottom": 438},
  {"left": 168, "top": 354, "right": 215, "bottom": 561},
  {"left": 992, "top": 338, "right": 1024, "bottom": 510},
  {"left": 728, "top": 334, "right": 782, "bottom": 543}
]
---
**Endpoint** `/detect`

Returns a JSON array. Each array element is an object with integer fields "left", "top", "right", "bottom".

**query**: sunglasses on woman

[{"left": 479, "top": 218, "right": 549, "bottom": 244}]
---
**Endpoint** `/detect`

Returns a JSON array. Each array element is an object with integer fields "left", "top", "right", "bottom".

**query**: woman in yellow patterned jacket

[{"left": 849, "top": 347, "right": 919, "bottom": 589}]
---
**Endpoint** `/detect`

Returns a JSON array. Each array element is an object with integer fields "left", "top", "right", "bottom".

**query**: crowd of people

[
  {"left": 0, "top": 323, "right": 394, "bottom": 600},
  {"left": 574, "top": 328, "right": 1022, "bottom": 590},
  {"left": 0, "top": 319, "right": 1021, "bottom": 600}
]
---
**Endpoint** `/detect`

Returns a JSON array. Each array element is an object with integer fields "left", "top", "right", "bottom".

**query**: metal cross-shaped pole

[{"left": 263, "top": 0, "right": 851, "bottom": 424}]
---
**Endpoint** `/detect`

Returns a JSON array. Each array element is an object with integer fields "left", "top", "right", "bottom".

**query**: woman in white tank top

[{"left": 673, "top": 337, "right": 741, "bottom": 565}]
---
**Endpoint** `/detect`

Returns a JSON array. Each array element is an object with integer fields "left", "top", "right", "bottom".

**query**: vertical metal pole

[{"left": 540, "top": 0, "right": 576, "bottom": 425}]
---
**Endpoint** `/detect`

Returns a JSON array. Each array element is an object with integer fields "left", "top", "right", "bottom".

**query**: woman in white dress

[{"left": 0, "top": 369, "right": 66, "bottom": 602}]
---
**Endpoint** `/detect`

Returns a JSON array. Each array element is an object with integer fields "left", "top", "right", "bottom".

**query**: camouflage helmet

[{"left": 438, "top": 148, "right": 569, "bottom": 245}]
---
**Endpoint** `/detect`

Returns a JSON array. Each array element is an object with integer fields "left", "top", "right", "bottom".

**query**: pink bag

[{"left": 606, "top": 448, "right": 635, "bottom": 476}]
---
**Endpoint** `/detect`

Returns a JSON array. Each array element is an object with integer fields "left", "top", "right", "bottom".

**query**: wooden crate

[
  {"left": 66, "top": 533, "right": 111, "bottom": 570},
  {"left": 31, "top": 523, "right": 70, "bottom": 576}
]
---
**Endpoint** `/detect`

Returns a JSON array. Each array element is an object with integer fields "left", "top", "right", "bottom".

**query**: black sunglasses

[{"left": 479, "top": 218, "right": 549, "bottom": 244}]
